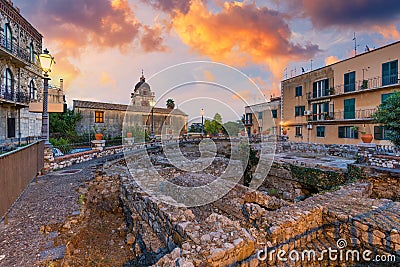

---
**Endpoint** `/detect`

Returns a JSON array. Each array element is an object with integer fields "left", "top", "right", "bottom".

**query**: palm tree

[{"left": 166, "top": 98, "right": 175, "bottom": 109}]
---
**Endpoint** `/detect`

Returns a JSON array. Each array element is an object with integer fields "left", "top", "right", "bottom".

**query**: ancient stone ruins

[{"left": 84, "top": 139, "right": 400, "bottom": 267}]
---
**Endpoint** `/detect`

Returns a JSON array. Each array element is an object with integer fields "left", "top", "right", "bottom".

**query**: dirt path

[{"left": 0, "top": 155, "right": 123, "bottom": 267}]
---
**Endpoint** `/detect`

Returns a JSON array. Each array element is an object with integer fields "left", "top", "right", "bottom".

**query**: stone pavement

[{"left": 0, "top": 153, "right": 123, "bottom": 267}]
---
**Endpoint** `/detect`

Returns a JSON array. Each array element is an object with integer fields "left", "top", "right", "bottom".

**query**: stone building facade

[
  {"left": 74, "top": 73, "right": 188, "bottom": 139},
  {"left": 0, "top": 0, "right": 43, "bottom": 149}
]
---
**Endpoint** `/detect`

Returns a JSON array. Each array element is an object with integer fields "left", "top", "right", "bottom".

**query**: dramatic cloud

[
  {"left": 30, "top": 0, "right": 141, "bottom": 51},
  {"left": 140, "top": 0, "right": 197, "bottom": 14},
  {"left": 141, "top": 24, "right": 168, "bottom": 52},
  {"left": 293, "top": 0, "right": 400, "bottom": 28},
  {"left": 172, "top": 1, "right": 319, "bottom": 79}
]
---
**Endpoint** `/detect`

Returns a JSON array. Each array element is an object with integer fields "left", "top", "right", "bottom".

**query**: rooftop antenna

[
  {"left": 353, "top": 32, "right": 360, "bottom": 56},
  {"left": 284, "top": 67, "right": 288, "bottom": 79},
  {"left": 365, "top": 45, "right": 370, "bottom": 52},
  {"left": 310, "top": 59, "right": 313, "bottom": 71}
]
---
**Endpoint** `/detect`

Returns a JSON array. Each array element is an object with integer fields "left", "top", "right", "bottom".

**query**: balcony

[
  {"left": 0, "top": 85, "right": 29, "bottom": 106},
  {"left": 0, "top": 33, "right": 31, "bottom": 66},
  {"left": 29, "top": 85, "right": 65, "bottom": 113},
  {"left": 308, "top": 108, "right": 376, "bottom": 122},
  {"left": 243, "top": 120, "right": 253, "bottom": 126},
  {"left": 307, "top": 73, "right": 400, "bottom": 101}
]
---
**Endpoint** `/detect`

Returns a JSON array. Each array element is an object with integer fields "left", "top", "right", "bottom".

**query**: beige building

[
  {"left": 74, "top": 73, "right": 188, "bottom": 139},
  {"left": 244, "top": 97, "right": 281, "bottom": 137},
  {"left": 0, "top": 0, "right": 43, "bottom": 149},
  {"left": 281, "top": 41, "right": 400, "bottom": 145}
]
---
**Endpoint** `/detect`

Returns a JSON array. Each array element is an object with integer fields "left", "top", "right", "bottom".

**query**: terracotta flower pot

[
  {"left": 126, "top": 132, "right": 133, "bottom": 138},
  {"left": 95, "top": 133, "right": 103, "bottom": 140},
  {"left": 361, "top": 133, "right": 373, "bottom": 143}
]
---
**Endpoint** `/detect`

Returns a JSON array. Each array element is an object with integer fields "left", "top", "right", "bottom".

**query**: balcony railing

[
  {"left": 309, "top": 108, "right": 376, "bottom": 121},
  {"left": 0, "top": 85, "right": 30, "bottom": 104},
  {"left": 0, "top": 33, "right": 31, "bottom": 63},
  {"left": 307, "top": 73, "right": 400, "bottom": 100}
]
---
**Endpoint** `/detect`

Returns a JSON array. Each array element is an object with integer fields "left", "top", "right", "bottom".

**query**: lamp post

[
  {"left": 200, "top": 108, "right": 204, "bottom": 137},
  {"left": 38, "top": 48, "right": 55, "bottom": 146},
  {"left": 150, "top": 99, "right": 156, "bottom": 140}
]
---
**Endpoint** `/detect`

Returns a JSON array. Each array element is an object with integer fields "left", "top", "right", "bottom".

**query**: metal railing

[
  {"left": 307, "top": 73, "right": 400, "bottom": 100},
  {"left": 0, "top": 85, "right": 30, "bottom": 104},
  {"left": 0, "top": 32, "right": 31, "bottom": 63},
  {"left": 0, "top": 141, "right": 44, "bottom": 220},
  {"left": 309, "top": 108, "right": 376, "bottom": 121}
]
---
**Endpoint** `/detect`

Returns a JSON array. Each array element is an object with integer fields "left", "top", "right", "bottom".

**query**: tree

[
  {"left": 204, "top": 113, "right": 223, "bottom": 135},
  {"left": 166, "top": 98, "right": 175, "bottom": 109},
  {"left": 373, "top": 91, "right": 400, "bottom": 146},
  {"left": 49, "top": 109, "right": 82, "bottom": 141},
  {"left": 223, "top": 120, "right": 245, "bottom": 136}
]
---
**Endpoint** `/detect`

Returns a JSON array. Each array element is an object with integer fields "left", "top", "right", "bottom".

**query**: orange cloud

[
  {"left": 325, "top": 56, "right": 339, "bottom": 66},
  {"left": 172, "top": 0, "right": 319, "bottom": 85},
  {"left": 141, "top": 23, "right": 168, "bottom": 52},
  {"left": 374, "top": 25, "right": 400, "bottom": 40}
]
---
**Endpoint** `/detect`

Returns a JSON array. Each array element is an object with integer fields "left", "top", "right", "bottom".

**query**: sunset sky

[{"left": 13, "top": 0, "right": 400, "bottom": 122}]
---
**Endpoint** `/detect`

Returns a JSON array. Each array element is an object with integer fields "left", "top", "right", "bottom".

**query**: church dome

[{"left": 134, "top": 72, "right": 150, "bottom": 93}]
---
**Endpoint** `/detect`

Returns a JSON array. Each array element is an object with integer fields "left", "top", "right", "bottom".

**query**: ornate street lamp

[
  {"left": 38, "top": 48, "right": 55, "bottom": 146},
  {"left": 200, "top": 108, "right": 205, "bottom": 137},
  {"left": 150, "top": 99, "right": 156, "bottom": 140}
]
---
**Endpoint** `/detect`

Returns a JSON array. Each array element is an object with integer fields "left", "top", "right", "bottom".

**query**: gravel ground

[{"left": 0, "top": 154, "right": 123, "bottom": 267}]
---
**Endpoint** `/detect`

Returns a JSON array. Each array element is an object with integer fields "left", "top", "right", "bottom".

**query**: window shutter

[
  {"left": 338, "top": 126, "right": 344, "bottom": 138},
  {"left": 313, "top": 82, "right": 317, "bottom": 98}
]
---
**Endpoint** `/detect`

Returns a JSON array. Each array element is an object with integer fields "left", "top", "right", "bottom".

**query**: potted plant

[
  {"left": 350, "top": 126, "right": 359, "bottom": 133},
  {"left": 329, "top": 87, "right": 335, "bottom": 95},
  {"left": 93, "top": 125, "right": 106, "bottom": 140},
  {"left": 359, "top": 127, "right": 373, "bottom": 143},
  {"left": 361, "top": 80, "right": 368, "bottom": 89}
]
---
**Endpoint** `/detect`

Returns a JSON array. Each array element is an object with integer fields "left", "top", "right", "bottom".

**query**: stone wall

[
  {"left": 276, "top": 141, "right": 359, "bottom": 158},
  {"left": 357, "top": 145, "right": 400, "bottom": 169}
]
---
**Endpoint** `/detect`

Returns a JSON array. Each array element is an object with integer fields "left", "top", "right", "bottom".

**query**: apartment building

[
  {"left": 243, "top": 96, "right": 281, "bottom": 137},
  {"left": 281, "top": 41, "right": 400, "bottom": 145}
]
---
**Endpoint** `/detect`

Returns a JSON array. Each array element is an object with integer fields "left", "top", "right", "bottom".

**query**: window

[
  {"left": 258, "top": 112, "right": 263, "bottom": 120},
  {"left": 29, "top": 42, "right": 34, "bottom": 62},
  {"left": 381, "top": 93, "right": 393, "bottom": 103},
  {"left": 7, "top": 118, "right": 15, "bottom": 138},
  {"left": 313, "top": 79, "right": 329, "bottom": 98},
  {"left": 295, "top": 86, "right": 302, "bottom": 97},
  {"left": 4, "top": 24, "right": 12, "bottom": 50},
  {"left": 316, "top": 126, "right": 325, "bottom": 137},
  {"left": 344, "top": 98, "right": 355, "bottom": 119},
  {"left": 374, "top": 126, "right": 389, "bottom": 140},
  {"left": 338, "top": 126, "right": 358, "bottom": 139},
  {"left": 271, "top": 110, "right": 278, "bottom": 118},
  {"left": 245, "top": 113, "right": 252, "bottom": 124},
  {"left": 295, "top": 126, "right": 302, "bottom": 137},
  {"left": 3, "top": 68, "right": 13, "bottom": 95},
  {"left": 95, "top": 111, "right": 104, "bottom": 123},
  {"left": 344, "top": 71, "right": 356, "bottom": 92},
  {"left": 29, "top": 80, "right": 37, "bottom": 100},
  {"left": 312, "top": 102, "right": 330, "bottom": 121},
  {"left": 382, "top": 60, "right": 398, "bottom": 86},
  {"left": 295, "top": 106, "right": 305, "bottom": 117}
]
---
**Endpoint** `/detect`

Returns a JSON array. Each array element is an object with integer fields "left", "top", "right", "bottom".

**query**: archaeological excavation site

[{"left": 31, "top": 139, "right": 400, "bottom": 267}]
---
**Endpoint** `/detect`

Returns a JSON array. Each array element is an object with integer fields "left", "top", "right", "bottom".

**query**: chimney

[{"left": 60, "top": 79, "right": 64, "bottom": 90}]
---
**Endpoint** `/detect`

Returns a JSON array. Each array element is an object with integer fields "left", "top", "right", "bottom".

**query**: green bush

[{"left": 50, "top": 137, "right": 71, "bottom": 154}]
